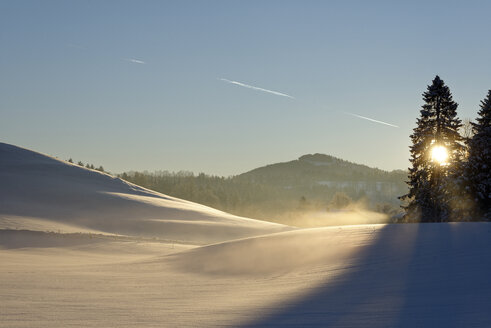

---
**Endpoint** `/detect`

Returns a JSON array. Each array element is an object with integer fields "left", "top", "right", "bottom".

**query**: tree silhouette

[
  {"left": 465, "top": 90, "right": 491, "bottom": 219},
  {"left": 401, "top": 76, "right": 463, "bottom": 222}
]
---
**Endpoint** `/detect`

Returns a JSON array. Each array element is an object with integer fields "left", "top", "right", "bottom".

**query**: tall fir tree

[
  {"left": 465, "top": 90, "right": 491, "bottom": 219},
  {"left": 401, "top": 76, "right": 463, "bottom": 222}
]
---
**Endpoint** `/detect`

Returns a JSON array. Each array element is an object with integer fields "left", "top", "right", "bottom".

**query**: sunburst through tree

[
  {"left": 430, "top": 143, "right": 448, "bottom": 165},
  {"left": 400, "top": 76, "right": 464, "bottom": 222}
]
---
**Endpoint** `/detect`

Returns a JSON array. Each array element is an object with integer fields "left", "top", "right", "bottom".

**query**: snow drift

[
  {"left": 2, "top": 142, "right": 491, "bottom": 327},
  {"left": 169, "top": 223, "right": 491, "bottom": 327},
  {"left": 2, "top": 222, "right": 491, "bottom": 327},
  {"left": 169, "top": 225, "right": 378, "bottom": 276},
  {"left": 0, "top": 142, "right": 289, "bottom": 244}
]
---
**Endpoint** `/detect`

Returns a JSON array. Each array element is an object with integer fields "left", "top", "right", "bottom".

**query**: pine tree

[
  {"left": 400, "top": 76, "right": 463, "bottom": 222},
  {"left": 465, "top": 90, "right": 491, "bottom": 220}
]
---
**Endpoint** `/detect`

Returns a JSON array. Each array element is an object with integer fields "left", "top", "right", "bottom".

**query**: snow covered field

[
  {"left": 1, "top": 143, "right": 491, "bottom": 327},
  {"left": 0, "top": 143, "right": 289, "bottom": 244}
]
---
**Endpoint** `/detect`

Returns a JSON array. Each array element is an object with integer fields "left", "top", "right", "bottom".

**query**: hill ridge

[{"left": 0, "top": 142, "right": 290, "bottom": 244}]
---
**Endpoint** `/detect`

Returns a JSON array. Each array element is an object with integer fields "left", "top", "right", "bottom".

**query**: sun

[{"left": 431, "top": 145, "right": 448, "bottom": 165}]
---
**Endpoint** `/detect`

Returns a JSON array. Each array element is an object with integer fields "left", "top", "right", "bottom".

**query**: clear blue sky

[{"left": 1, "top": 0, "right": 490, "bottom": 175}]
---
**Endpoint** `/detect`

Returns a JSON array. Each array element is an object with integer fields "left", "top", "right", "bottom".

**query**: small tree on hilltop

[
  {"left": 465, "top": 90, "right": 491, "bottom": 220},
  {"left": 400, "top": 76, "right": 464, "bottom": 222}
]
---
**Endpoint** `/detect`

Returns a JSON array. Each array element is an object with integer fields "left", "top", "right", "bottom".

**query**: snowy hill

[
  {"left": 1, "top": 142, "right": 491, "bottom": 327},
  {"left": 0, "top": 142, "right": 289, "bottom": 244}
]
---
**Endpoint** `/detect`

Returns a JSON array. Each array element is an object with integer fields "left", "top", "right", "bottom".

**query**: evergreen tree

[
  {"left": 465, "top": 90, "right": 491, "bottom": 219},
  {"left": 400, "top": 76, "right": 463, "bottom": 222}
]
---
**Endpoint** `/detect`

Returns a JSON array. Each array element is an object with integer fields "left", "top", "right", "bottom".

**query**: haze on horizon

[{"left": 1, "top": 0, "right": 491, "bottom": 175}]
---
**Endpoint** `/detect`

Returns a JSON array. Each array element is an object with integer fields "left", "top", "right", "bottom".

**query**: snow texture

[
  {"left": 0, "top": 142, "right": 289, "bottom": 244},
  {"left": 1, "top": 142, "right": 491, "bottom": 327}
]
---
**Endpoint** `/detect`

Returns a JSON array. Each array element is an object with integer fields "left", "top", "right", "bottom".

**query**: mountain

[
  {"left": 0, "top": 142, "right": 289, "bottom": 244},
  {"left": 236, "top": 153, "right": 408, "bottom": 204}
]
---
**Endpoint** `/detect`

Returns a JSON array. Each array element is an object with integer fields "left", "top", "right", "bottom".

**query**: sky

[{"left": 1, "top": 0, "right": 491, "bottom": 176}]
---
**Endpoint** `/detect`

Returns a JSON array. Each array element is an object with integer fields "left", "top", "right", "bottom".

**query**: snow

[
  {"left": 0, "top": 142, "right": 289, "bottom": 244},
  {"left": 1, "top": 142, "right": 491, "bottom": 327}
]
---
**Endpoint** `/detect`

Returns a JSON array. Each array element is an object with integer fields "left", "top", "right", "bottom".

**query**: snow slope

[
  {"left": 1, "top": 223, "right": 490, "bottom": 327},
  {"left": 0, "top": 142, "right": 289, "bottom": 244},
  {"left": 1, "top": 142, "right": 490, "bottom": 327}
]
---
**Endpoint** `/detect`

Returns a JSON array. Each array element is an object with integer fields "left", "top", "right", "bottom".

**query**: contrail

[
  {"left": 124, "top": 58, "right": 146, "bottom": 64},
  {"left": 344, "top": 112, "right": 399, "bottom": 128},
  {"left": 219, "top": 78, "right": 295, "bottom": 99}
]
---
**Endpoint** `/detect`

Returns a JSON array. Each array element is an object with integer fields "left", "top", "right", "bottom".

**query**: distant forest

[
  {"left": 117, "top": 154, "right": 407, "bottom": 226},
  {"left": 67, "top": 158, "right": 106, "bottom": 172}
]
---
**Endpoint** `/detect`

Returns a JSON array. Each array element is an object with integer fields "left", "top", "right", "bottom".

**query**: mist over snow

[{"left": 1, "top": 142, "right": 491, "bottom": 327}]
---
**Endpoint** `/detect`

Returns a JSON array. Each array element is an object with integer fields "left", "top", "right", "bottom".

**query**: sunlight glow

[{"left": 431, "top": 145, "right": 448, "bottom": 165}]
